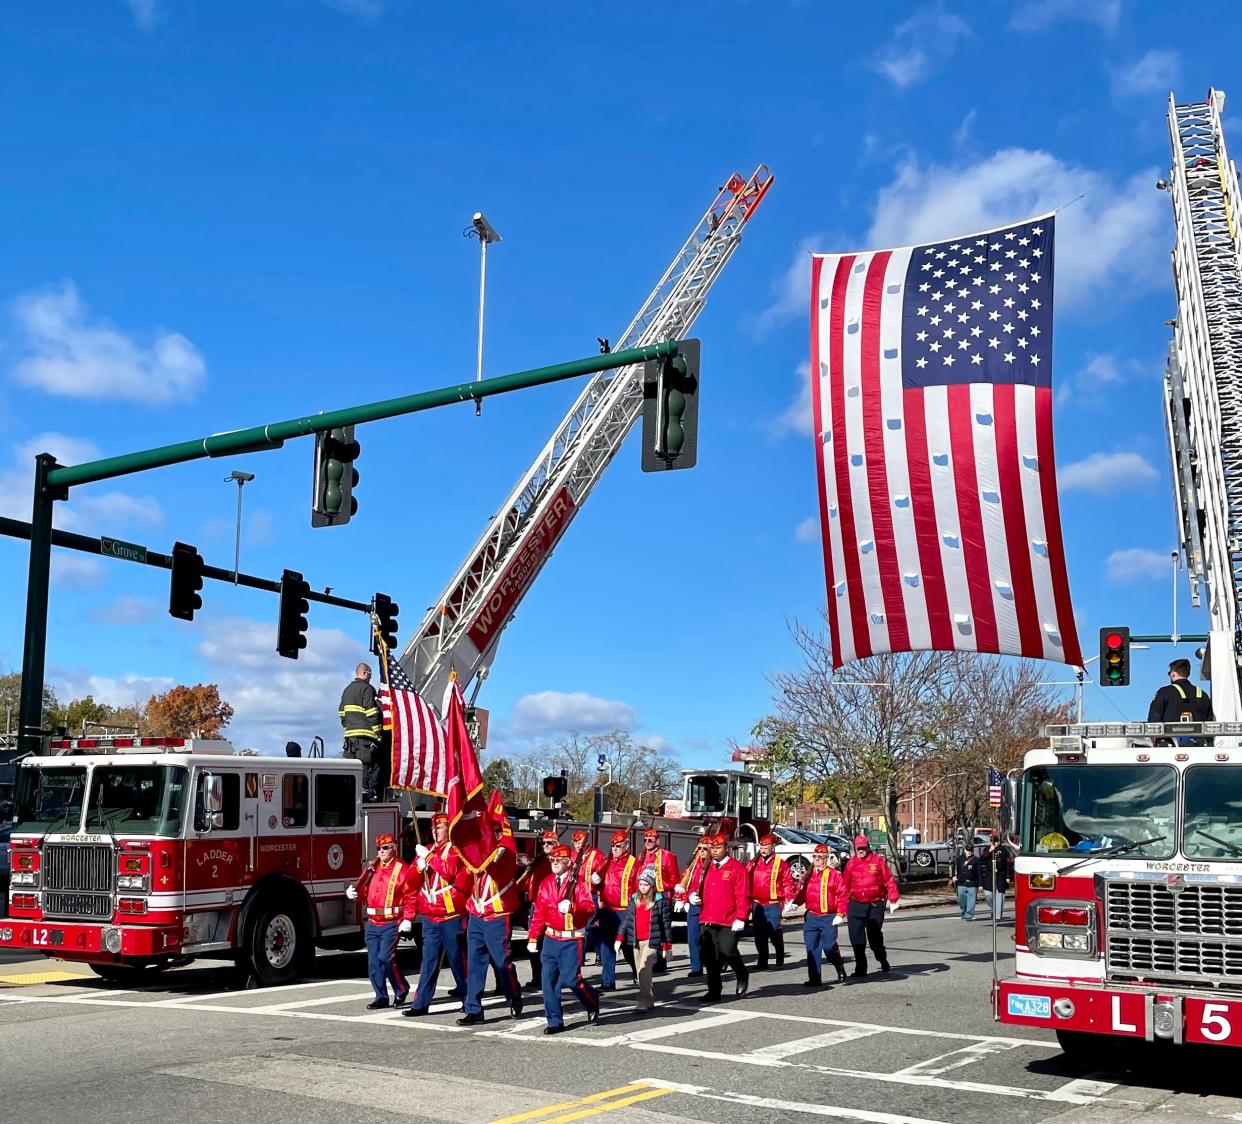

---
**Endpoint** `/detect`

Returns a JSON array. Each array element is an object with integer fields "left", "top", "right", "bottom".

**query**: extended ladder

[{"left": 399, "top": 167, "right": 774, "bottom": 706}]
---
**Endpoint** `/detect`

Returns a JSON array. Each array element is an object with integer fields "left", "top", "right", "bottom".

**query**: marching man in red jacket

[
  {"left": 526, "top": 842, "right": 600, "bottom": 1034},
  {"left": 404, "top": 813, "right": 470, "bottom": 1017},
  {"left": 746, "top": 834, "right": 796, "bottom": 969},
  {"left": 840, "top": 834, "right": 900, "bottom": 978},
  {"left": 458, "top": 845, "right": 524, "bottom": 1025},
  {"left": 697, "top": 832, "right": 751, "bottom": 1002},
  {"left": 793, "top": 843, "right": 849, "bottom": 986},
  {"left": 346, "top": 831, "right": 418, "bottom": 1009}
]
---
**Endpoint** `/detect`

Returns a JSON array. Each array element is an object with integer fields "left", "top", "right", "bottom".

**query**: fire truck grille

[
  {"left": 42, "top": 891, "right": 112, "bottom": 919},
  {"left": 1105, "top": 879, "right": 1242, "bottom": 988},
  {"left": 42, "top": 843, "right": 113, "bottom": 894}
]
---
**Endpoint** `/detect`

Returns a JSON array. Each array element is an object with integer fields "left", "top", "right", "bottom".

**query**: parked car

[
  {"left": 907, "top": 838, "right": 956, "bottom": 869},
  {"left": 772, "top": 825, "right": 851, "bottom": 877}
]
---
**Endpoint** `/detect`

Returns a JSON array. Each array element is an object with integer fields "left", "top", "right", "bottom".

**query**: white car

[{"left": 771, "top": 825, "right": 849, "bottom": 879}]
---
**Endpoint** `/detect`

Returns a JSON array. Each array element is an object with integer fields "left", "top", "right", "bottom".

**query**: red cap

[
  {"left": 643, "top": 829, "right": 659, "bottom": 840},
  {"left": 813, "top": 843, "right": 830, "bottom": 855},
  {"left": 610, "top": 830, "right": 629, "bottom": 845},
  {"left": 375, "top": 832, "right": 395, "bottom": 848},
  {"left": 571, "top": 829, "right": 587, "bottom": 843},
  {"left": 541, "top": 829, "right": 559, "bottom": 842},
  {"left": 854, "top": 834, "right": 869, "bottom": 848},
  {"left": 431, "top": 813, "right": 448, "bottom": 826},
  {"left": 704, "top": 833, "right": 725, "bottom": 846},
  {"left": 550, "top": 843, "right": 572, "bottom": 860},
  {"left": 758, "top": 834, "right": 776, "bottom": 846}
]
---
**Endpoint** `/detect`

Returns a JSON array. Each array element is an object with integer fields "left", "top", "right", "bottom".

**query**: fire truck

[
  {"left": 995, "top": 89, "right": 1242, "bottom": 1056},
  {"left": 0, "top": 736, "right": 399, "bottom": 985}
]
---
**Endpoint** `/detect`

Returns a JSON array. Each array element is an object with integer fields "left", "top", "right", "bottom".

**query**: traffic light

[
  {"left": 311, "top": 425, "right": 361, "bottom": 527},
  {"left": 168, "top": 542, "right": 205, "bottom": 621},
  {"left": 543, "top": 773, "right": 568, "bottom": 802},
  {"left": 641, "top": 338, "right": 700, "bottom": 471},
  {"left": 371, "top": 592, "right": 399, "bottom": 654},
  {"left": 1099, "top": 627, "right": 1131, "bottom": 686},
  {"left": 277, "top": 569, "right": 311, "bottom": 659}
]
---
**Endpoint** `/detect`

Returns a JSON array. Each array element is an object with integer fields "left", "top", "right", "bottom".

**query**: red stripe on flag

[
  {"left": 901, "top": 389, "right": 953, "bottom": 650},
  {"left": 810, "top": 254, "right": 843, "bottom": 666},
  {"left": 1034, "top": 386, "right": 1082, "bottom": 665},
  {"left": 829, "top": 254, "right": 871, "bottom": 665},
  {"left": 946, "top": 384, "right": 998, "bottom": 651},
  {"left": 992, "top": 385, "right": 1043, "bottom": 659},
  {"left": 859, "top": 251, "right": 909, "bottom": 650}
]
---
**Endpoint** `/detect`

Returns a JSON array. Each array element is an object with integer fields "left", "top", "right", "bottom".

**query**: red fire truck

[
  {"left": 993, "top": 720, "right": 1242, "bottom": 1057},
  {"left": 0, "top": 736, "right": 398, "bottom": 985}
]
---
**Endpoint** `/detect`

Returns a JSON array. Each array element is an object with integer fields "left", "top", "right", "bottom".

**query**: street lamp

[
  {"left": 465, "top": 211, "right": 502, "bottom": 417},
  {"left": 224, "top": 470, "right": 255, "bottom": 585}
]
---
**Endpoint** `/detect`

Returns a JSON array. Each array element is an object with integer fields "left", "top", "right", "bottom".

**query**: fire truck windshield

[
  {"left": 685, "top": 774, "right": 728, "bottom": 815},
  {"left": 12, "top": 766, "right": 87, "bottom": 834},
  {"left": 1183, "top": 765, "right": 1242, "bottom": 860},
  {"left": 1022, "top": 764, "right": 1176, "bottom": 859},
  {"left": 85, "top": 765, "right": 189, "bottom": 837}
]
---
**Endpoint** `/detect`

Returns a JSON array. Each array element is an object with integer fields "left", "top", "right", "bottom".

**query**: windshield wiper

[
  {"left": 36, "top": 779, "right": 83, "bottom": 847},
  {"left": 1060, "top": 835, "right": 1167, "bottom": 875},
  {"left": 1193, "top": 828, "right": 1242, "bottom": 858}
]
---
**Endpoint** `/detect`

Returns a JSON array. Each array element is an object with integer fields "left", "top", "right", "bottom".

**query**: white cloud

[
  {"left": 510, "top": 691, "right": 638, "bottom": 737},
  {"left": 1110, "top": 50, "right": 1180, "bottom": 99},
  {"left": 91, "top": 596, "right": 158, "bottom": 625},
  {"left": 874, "top": 4, "right": 971, "bottom": 89},
  {"left": 9, "top": 282, "right": 205, "bottom": 404},
  {"left": 1055, "top": 352, "right": 1148, "bottom": 407},
  {"left": 126, "top": 0, "right": 159, "bottom": 32},
  {"left": 752, "top": 239, "right": 821, "bottom": 335},
  {"left": 795, "top": 517, "right": 819, "bottom": 543},
  {"left": 1106, "top": 548, "right": 1174, "bottom": 583},
  {"left": 1059, "top": 451, "right": 1159, "bottom": 493},
  {"left": 767, "top": 361, "right": 813, "bottom": 438},
  {"left": 1010, "top": 0, "right": 1120, "bottom": 32},
  {"left": 866, "top": 148, "right": 1166, "bottom": 310},
  {"left": 51, "top": 553, "right": 106, "bottom": 590},
  {"left": 48, "top": 668, "right": 174, "bottom": 709}
]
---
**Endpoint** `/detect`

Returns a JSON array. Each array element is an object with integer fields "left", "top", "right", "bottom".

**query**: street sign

[{"left": 100, "top": 537, "right": 147, "bottom": 564}]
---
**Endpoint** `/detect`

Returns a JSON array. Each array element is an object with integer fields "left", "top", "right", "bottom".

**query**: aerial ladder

[
  {"left": 1163, "top": 88, "right": 1242, "bottom": 719},
  {"left": 399, "top": 167, "right": 774, "bottom": 707}
]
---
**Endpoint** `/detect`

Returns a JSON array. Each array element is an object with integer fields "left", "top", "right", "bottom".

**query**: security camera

[
  {"left": 230, "top": 470, "right": 255, "bottom": 483},
  {"left": 471, "top": 211, "right": 502, "bottom": 244},
  {"left": 1156, "top": 178, "right": 1171, "bottom": 191}
]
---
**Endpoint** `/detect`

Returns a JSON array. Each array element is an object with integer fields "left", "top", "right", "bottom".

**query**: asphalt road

[{"left": 2, "top": 905, "right": 1240, "bottom": 1124}]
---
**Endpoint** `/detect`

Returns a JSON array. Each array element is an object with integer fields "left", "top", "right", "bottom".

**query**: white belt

[{"left": 545, "top": 927, "right": 586, "bottom": 940}]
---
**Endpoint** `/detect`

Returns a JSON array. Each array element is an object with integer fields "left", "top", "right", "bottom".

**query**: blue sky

[{"left": 0, "top": 1, "right": 1238, "bottom": 761}]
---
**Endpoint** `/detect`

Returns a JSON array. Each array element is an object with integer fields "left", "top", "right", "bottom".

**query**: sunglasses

[{"left": 377, "top": 844, "right": 394, "bottom": 851}]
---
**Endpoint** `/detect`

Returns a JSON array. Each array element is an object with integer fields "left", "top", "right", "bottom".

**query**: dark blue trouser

[
  {"left": 413, "top": 915, "right": 467, "bottom": 1009},
  {"left": 803, "top": 912, "right": 840, "bottom": 982},
  {"left": 751, "top": 902, "right": 784, "bottom": 967},
  {"left": 465, "top": 914, "right": 520, "bottom": 1015},
  {"left": 364, "top": 921, "right": 407, "bottom": 1000},
  {"left": 596, "top": 907, "right": 634, "bottom": 987},
  {"left": 540, "top": 937, "right": 598, "bottom": 1028},
  {"left": 686, "top": 905, "right": 702, "bottom": 972}
]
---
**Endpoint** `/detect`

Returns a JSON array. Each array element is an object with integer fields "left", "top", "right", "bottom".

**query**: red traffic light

[{"left": 1105, "top": 632, "right": 1125, "bottom": 649}]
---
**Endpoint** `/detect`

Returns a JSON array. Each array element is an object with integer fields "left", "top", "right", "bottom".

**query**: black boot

[
  {"left": 773, "top": 930, "right": 785, "bottom": 967},
  {"left": 851, "top": 943, "right": 868, "bottom": 978},
  {"left": 829, "top": 946, "right": 848, "bottom": 983}
]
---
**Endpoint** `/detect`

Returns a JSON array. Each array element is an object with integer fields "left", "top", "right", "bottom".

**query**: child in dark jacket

[{"left": 617, "top": 866, "right": 674, "bottom": 1009}]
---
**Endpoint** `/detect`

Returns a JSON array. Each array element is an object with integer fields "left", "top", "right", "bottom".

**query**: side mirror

[
  {"left": 998, "top": 776, "right": 1020, "bottom": 838},
  {"left": 200, "top": 773, "right": 224, "bottom": 831}
]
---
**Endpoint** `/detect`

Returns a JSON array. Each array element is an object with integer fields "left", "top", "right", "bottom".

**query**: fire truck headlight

[
  {"left": 1036, "top": 932, "right": 1065, "bottom": 951},
  {"left": 0, "top": 927, "right": 13, "bottom": 942},
  {"left": 103, "top": 927, "right": 122, "bottom": 954},
  {"left": 1062, "top": 932, "right": 1090, "bottom": 952},
  {"left": 11, "top": 872, "right": 36, "bottom": 887},
  {"left": 1053, "top": 998, "right": 1075, "bottom": 1019}
]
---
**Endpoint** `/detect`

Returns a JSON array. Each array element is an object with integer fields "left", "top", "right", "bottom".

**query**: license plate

[
  {"left": 1007, "top": 993, "right": 1051, "bottom": 1019},
  {"left": 27, "top": 926, "right": 65, "bottom": 948}
]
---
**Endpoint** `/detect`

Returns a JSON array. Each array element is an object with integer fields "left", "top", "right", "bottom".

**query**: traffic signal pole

[{"left": 15, "top": 340, "right": 680, "bottom": 757}]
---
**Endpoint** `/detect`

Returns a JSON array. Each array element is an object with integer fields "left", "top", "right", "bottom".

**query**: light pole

[
  {"left": 225, "top": 470, "right": 255, "bottom": 584},
  {"left": 465, "top": 211, "right": 502, "bottom": 417}
]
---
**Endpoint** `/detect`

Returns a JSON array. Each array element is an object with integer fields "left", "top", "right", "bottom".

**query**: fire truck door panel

[
  {"left": 310, "top": 770, "right": 362, "bottom": 884},
  {"left": 255, "top": 772, "right": 312, "bottom": 879},
  {"left": 185, "top": 772, "right": 250, "bottom": 893}
]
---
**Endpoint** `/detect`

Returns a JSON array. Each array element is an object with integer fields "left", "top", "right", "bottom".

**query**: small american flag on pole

[
  {"left": 987, "top": 765, "right": 1004, "bottom": 809},
  {"left": 811, "top": 216, "right": 1081, "bottom": 669},
  {"left": 375, "top": 624, "right": 449, "bottom": 796}
]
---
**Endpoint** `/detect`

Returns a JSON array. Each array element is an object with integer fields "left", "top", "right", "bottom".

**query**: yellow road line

[
  {"left": 490, "top": 1084, "right": 649, "bottom": 1124},
  {"left": 0, "top": 969, "right": 95, "bottom": 986},
  {"left": 538, "top": 1088, "right": 673, "bottom": 1123}
]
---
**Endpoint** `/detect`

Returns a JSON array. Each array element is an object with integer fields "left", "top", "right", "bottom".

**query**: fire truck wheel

[{"left": 245, "top": 900, "right": 311, "bottom": 986}]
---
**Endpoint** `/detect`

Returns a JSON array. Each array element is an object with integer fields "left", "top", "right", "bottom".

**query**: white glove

[
  {"left": 345, "top": 884, "right": 358, "bottom": 901},
  {"left": 557, "top": 899, "right": 572, "bottom": 914},
  {"left": 689, "top": 892, "right": 701, "bottom": 906},
  {"left": 415, "top": 844, "right": 429, "bottom": 858},
  {"left": 833, "top": 913, "right": 847, "bottom": 927},
  {"left": 590, "top": 873, "right": 601, "bottom": 886},
  {"left": 398, "top": 919, "right": 413, "bottom": 934},
  {"left": 887, "top": 899, "right": 900, "bottom": 914},
  {"left": 731, "top": 919, "right": 744, "bottom": 933},
  {"left": 674, "top": 883, "right": 685, "bottom": 894},
  {"left": 527, "top": 941, "right": 538, "bottom": 954},
  {"left": 416, "top": 857, "right": 427, "bottom": 871},
  {"left": 782, "top": 901, "right": 798, "bottom": 916},
  {"left": 673, "top": 899, "right": 686, "bottom": 914}
]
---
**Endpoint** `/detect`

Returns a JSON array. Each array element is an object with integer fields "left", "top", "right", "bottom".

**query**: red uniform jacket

[
  {"left": 794, "top": 868, "right": 849, "bottom": 916},
  {"left": 575, "top": 846, "right": 606, "bottom": 888},
  {"left": 420, "top": 841, "right": 469, "bottom": 921},
  {"left": 639, "top": 846, "right": 680, "bottom": 894},
  {"left": 600, "top": 854, "right": 639, "bottom": 911},
  {"left": 699, "top": 856, "right": 751, "bottom": 926},
  {"left": 521, "top": 853, "right": 554, "bottom": 906},
  {"left": 527, "top": 871, "right": 596, "bottom": 942},
  {"left": 841, "top": 852, "right": 899, "bottom": 905},
  {"left": 676, "top": 853, "right": 708, "bottom": 903},
  {"left": 746, "top": 854, "right": 796, "bottom": 905},
  {"left": 467, "top": 846, "right": 521, "bottom": 920},
  {"left": 364, "top": 858, "right": 419, "bottom": 924}
]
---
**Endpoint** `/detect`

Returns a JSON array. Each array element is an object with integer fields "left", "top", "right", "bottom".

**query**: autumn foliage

[{"left": 143, "top": 683, "right": 234, "bottom": 739}]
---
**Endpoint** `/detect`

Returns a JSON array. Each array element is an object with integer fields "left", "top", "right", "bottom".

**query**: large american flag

[
  {"left": 988, "top": 765, "right": 1004, "bottom": 809},
  {"left": 811, "top": 215, "right": 1081, "bottom": 669},
  {"left": 376, "top": 626, "right": 449, "bottom": 796}
]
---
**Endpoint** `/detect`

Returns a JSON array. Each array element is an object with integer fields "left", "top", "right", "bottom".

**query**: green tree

[
  {"left": 0, "top": 670, "right": 60, "bottom": 733},
  {"left": 482, "top": 756, "right": 516, "bottom": 799}
]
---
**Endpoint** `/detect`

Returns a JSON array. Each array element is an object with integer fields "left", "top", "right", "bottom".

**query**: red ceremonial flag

[
  {"left": 445, "top": 676, "right": 498, "bottom": 873},
  {"left": 810, "top": 215, "right": 1081, "bottom": 669}
]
